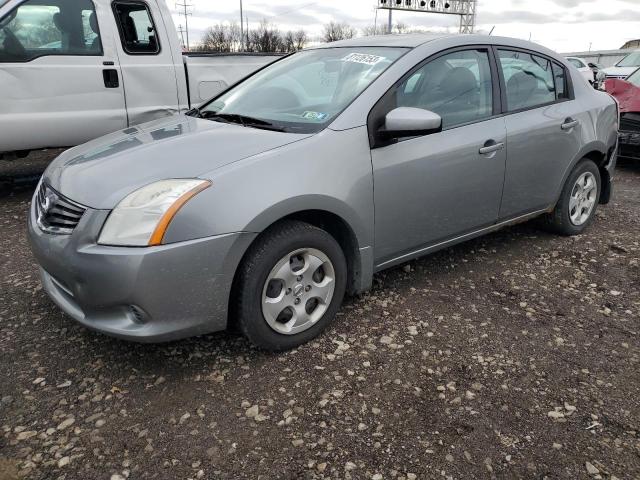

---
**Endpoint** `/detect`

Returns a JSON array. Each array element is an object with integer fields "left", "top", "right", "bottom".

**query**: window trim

[
  {"left": 367, "top": 45, "right": 503, "bottom": 149},
  {"left": 492, "top": 45, "right": 575, "bottom": 116},
  {"left": 0, "top": 0, "right": 104, "bottom": 63},
  {"left": 111, "top": 0, "right": 161, "bottom": 56}
]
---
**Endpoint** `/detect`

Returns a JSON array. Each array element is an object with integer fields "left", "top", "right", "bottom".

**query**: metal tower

[{"left": 377, "top": 0, "right": 478, "bottom": 34}]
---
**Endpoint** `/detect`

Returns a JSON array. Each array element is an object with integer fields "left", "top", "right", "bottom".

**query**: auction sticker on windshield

[
  {"left": 302, "top": 111, "right": 328, "bottom": 121},
  {"left": 342, "top": 53, "right": 385, "bottom": 66}
]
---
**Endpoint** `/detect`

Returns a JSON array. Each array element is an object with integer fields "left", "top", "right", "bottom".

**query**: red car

[{"left": 605, "top": 68, "right": 640, "bottom": 161}]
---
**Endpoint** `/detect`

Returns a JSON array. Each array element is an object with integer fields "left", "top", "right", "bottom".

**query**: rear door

[
  {"left": 496, "top": 49, "right": 584, "bottom": 219},
  {"left": 0, "top": 0, "right": 126, "bottom": 152},
  {"left": 110, "top": 0, "right": 180, "bottom": 125}
]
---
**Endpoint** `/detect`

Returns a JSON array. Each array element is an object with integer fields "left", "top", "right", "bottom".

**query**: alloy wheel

[{"left": 569, "top": 172, "right": 597, "bottom": 226}]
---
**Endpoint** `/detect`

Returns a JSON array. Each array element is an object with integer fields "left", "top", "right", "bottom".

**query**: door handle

[
  {"left": 479, "top": 142, "right": 504, "bottom": 155},
  {"left": 561, "top": 119, "right": 579, "bottom": 130},
  {"left": 103, "top": 69, "right": 119, "bottom": 88}
]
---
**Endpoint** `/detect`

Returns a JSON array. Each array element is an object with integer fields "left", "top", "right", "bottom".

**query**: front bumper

[
  {"left": 618, "top": 130, "right": 640, "bottom": 161},
  {"left": 28, "top": 195, "right": 256, "bottom": 342}
]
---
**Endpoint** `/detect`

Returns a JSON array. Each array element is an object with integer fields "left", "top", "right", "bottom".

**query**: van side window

[
  {"left": 0, "top": 0, "right": 102, "bottom": 63},
  {"left": 112, "top": 1, "right": 160, "bottom": 55},
  {"left": 396, "top": 49, "right": 494, "bottom": 130},
  {"left": 498, "top": 49, "right": 557, "bottom": 111}
]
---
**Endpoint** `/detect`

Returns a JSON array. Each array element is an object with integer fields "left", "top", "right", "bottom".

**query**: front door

[
  {"left": 110, "top": 0, "right": 181, "bottom": 126},
  {"left": 0, "top": 0, "right": 127, "bottom": 152},
  {"left": 371, "top": 48, "right": 507, "bottom": 266}
]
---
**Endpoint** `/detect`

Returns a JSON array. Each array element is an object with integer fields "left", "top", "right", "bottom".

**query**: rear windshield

[{"left": 196, "top": 47, "right": 408, "bottom": 134}]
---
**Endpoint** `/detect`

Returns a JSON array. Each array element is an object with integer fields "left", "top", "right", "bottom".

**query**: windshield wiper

[
  {"left": 199, "top": 112, "right": 285, "bottom": 132},
  {"left": 186, "top": 107, "right": 202, "bottom": 118}
]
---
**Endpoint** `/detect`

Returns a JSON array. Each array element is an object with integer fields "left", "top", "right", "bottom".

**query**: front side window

[
  {"left": 395, "top": 49, "right": 494, "bottom": 129},
  {"left": 197, "top": 47, "right": 408, "bottom": 134},
  {"left": 0, "top": 0, "right": 102, "bottom": 62},
  {"left": 617, "top": 51, "right": 640, "bottom": 68},
  {"left": 498, "top": 49, "right": 556, "bottom": 111},
  {"left": 112, "top": 1, "right": 159, "bottom": 54}
]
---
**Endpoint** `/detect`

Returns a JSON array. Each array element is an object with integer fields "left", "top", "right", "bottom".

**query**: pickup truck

[{"left": 0, "top": 0, "right": 280, "bottom": 158}]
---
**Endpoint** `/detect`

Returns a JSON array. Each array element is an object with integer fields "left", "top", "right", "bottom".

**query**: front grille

[
  {"left": 607, "top": 74, "right": 627, "bottom": 79},
  {"left": 35, "top": 182, "right": 86, "bottom": 235}
]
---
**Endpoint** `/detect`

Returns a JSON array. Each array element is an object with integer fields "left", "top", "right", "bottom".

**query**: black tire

[
  {"left": 541, "top": 158, "right": 601, "bottom": 236},
  {"left": 233, "top": 220, "right": 347, "bottom": 351}
]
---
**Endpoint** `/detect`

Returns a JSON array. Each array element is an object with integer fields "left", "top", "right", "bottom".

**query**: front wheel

[
  {"left": 233, "top": 220, "right": 347, "bottom": 351},
  {"left": 542, "top": 159, "right": 601, "bottom": 236}
]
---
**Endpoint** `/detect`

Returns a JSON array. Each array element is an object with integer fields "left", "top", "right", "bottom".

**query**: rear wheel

[
  {"left": 234, "top": 220, "right": 347, "bottom": 351},
  {"left": 542, "top": 159, "right": 601, "bottom": 235}
]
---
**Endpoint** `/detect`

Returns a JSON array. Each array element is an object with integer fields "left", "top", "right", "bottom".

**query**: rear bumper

[{"left": 28, "top": 195, "right": 256, "bottom": 342}]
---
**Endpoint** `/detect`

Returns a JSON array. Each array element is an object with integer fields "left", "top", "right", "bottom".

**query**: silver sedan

[{"left": 28, "top": 34, "right": 619, "bottom": 350}]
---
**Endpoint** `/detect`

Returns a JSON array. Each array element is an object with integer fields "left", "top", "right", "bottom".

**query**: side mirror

[{"left": 379, "top": 107, "right": 442, "bottom": 140}]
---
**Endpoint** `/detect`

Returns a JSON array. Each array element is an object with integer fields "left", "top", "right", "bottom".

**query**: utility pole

[
  {"left": 177, "top": 24, "right": 185, "bottom": 49},
  {"left": 176, "top": 1, "right": 192, "bottom": 51},
  {"left": 239, "top": 0, "right": 244, "bottom": 51},
  {"left": 387, "top": 8, "right": 392, "bottom": 34}
]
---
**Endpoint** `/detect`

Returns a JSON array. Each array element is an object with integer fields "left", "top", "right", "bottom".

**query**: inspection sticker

[
  {"left": 302, "top": 111, "right": 328, "bottom": 121},
  {"left": 342, "top": 52, "right": 385, "bottom": 66}
]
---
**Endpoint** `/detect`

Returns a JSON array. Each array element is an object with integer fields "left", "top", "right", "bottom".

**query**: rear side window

[
  {"left": 0, "top": 0, "right": 102, "bottom": 63},
  {"left": 498, "top": 49, "right": 557, "bottom": 111},
  {"left": 552, "top": 62, "right": 568, "bottom": 100},
  {"left": 112, "top": 1, "right": 160, "bottom": 55}
]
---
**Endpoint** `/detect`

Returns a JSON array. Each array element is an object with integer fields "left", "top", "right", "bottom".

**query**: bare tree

[
  {"left": 293, "top": 29, "right": 308, "bottom": 51},
  {"left": 198, "top": 19, "right": 305, "bottom": 53},
  {"left": 394, "top": 22, "right": 409, "bottom": 34},
  {"left": 199, "top": 22, "right": 242, "bottom": 52},
  {"left": 362, "top": 24, "right": 387, "bottom": 36},
  {"left": 247, "top": 19, "right": 283, "bottom": 53},
  {"left": 322, "top": 21, "right": 356, "bottom": 43}
]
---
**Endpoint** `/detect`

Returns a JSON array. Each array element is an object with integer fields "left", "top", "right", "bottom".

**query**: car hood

[
  {"left": 603, "top": 66, "right": 637, "bottom": 78},
  {"left": 604, "top": 78, "right": 640, "bottom": 113},
  {"left": 44, "top": 115, "right": 312, "bottom": 209}
]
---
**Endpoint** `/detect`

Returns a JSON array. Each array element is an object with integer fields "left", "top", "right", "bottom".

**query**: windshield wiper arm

[{"left": 200, "top": 112, "right": 285, "bottom": 131}]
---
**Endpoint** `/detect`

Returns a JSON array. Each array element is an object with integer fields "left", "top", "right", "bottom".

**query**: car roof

[
  {"left": 312, "top": 33, "right": 452, "bottom": 49},
  {"left": 310, "top": 34, "right": 562, "bottom": 60}
]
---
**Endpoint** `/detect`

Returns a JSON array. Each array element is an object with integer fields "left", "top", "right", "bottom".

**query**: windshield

[
  {"left": 617, "top": 51, "right": 640, "bottom": 67},
  {"left": 627, "top": 68, "right": 640, "bottom": 87},
  {"left": 196, "top": 47, "right": 408, "bottom": 133}
]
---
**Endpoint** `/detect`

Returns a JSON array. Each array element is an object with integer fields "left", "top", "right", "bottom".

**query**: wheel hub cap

[{"left": 262, "top": 248, "right": 335, "bottom": 335}]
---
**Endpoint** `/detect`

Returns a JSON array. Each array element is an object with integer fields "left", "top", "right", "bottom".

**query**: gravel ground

[{"left": 0, "top": 153, "right": 639, "bottom": 480}]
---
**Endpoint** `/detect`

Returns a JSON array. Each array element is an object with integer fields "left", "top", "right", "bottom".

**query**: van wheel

[
  {"left": 234, "top": 220, "right": 347, "bottom": 351},
  {"left": 542, "top": 159, "right": 601, "bottom": 236}
]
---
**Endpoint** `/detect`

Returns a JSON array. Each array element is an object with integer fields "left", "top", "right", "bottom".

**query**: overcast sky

[{"left": 168, "top": 0, "right": 639, "bottom": 53}]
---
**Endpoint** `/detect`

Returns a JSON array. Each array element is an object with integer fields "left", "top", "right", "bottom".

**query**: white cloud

[{"left": 167, "top": 0, "right": 639, "bottom": 53}]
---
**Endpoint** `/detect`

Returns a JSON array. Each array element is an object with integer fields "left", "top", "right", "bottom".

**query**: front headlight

[{"left": 98, "top": 179, "right": 211, "bottom": 246}]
